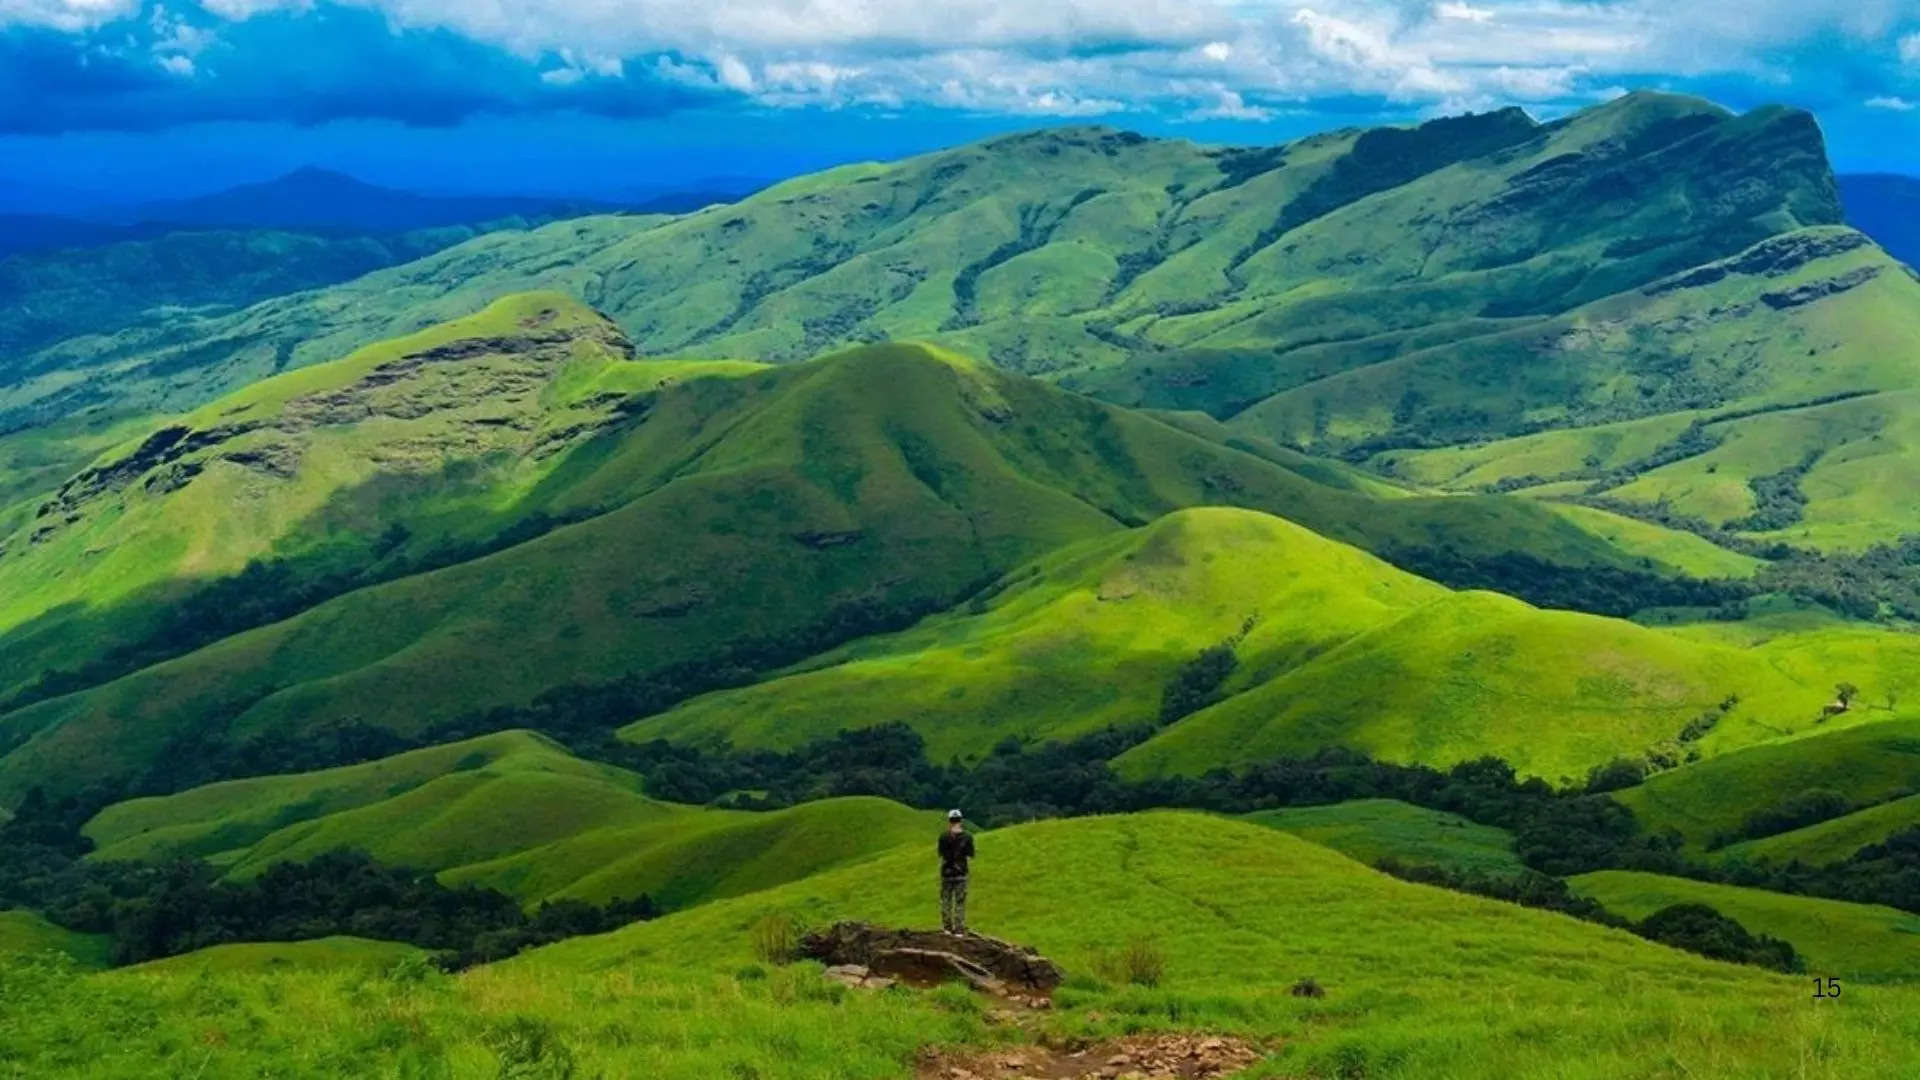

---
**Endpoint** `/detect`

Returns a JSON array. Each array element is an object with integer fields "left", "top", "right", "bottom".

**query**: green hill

[
  {"left": 80, "top": 731, "right": 935, "bottom": 908},
  {"left": 0, "top": 909, "right": 111, "bottom": 969},
  {"left": 122, "top": 936, "right": 425, "bottom": 975},
  {"left": 1245, "top": 799, "right": 1525, "bottom": 875},
  {"left": 1717, "top": 794, "right": 1920, "bottom": 866},
  {"left": 443, "top": 796, "right": 940, "bottom": 909},
  {"left": 1116, "top": 595, "right": 1920, "bottom": 782},
  {"left": 0, "top": 315, "right": 1727, "bottom": 800},
  {"left": 1367, "top": 232, "right": 1920, "bottom": 551},
  {"left": 622, "top": 507, "right": 1447, "bottom": 759},
  {"left": 0, "top": 290, "right": 659, "bottom": 702},
  {"left": 1571, "top": 870, "right": 1920, "bottom": 983},
  {"left": 10, "top": 812, "right": 1915, "bottom": 1078},
  {"left": 628, "top": 504, "right": 1903, "bottom": 780},
  {"left": 84, "top": 730, "right": 667, "bottom": 875},
  {"left": 1616, "top": 719, "right": 1920, "bottom": 848}
]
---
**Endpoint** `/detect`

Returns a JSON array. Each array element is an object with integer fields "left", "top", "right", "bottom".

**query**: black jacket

[{"left": 938, "top": 828, "right": 975, "bottom": 879}]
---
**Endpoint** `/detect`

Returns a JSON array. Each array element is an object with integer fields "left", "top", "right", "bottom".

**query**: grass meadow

[{"left": 6, "top": 813, "right": 1917, "bottom": 1078}]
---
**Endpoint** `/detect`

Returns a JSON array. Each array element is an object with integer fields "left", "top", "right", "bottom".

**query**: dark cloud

[{"left": 0, "top": 2, "right": 721, "bottom": 134}]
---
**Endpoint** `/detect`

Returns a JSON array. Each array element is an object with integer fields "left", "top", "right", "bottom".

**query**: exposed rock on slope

[{"left": 801, "top": 921, "right": 1065, "bottom": 993}]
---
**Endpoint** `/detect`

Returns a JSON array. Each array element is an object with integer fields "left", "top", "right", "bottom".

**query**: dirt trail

[{"left": 917, "top": 1032, "right": 1265, "bottom": 1080}]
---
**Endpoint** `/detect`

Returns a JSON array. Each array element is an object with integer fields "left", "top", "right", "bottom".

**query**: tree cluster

[
  {"left": 0, "top": 798, "right": 654, "bottom": 969},
  {"left": 1384, "top": 546, "right": 1749, "bottom": 618},
  {"left": 1377, "top": 861, "right": 1801, "bottom": 973}
]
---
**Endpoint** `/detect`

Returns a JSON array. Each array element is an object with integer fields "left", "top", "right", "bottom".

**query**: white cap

[{"left": 948, "top": 809, "right": 963, "bottom": 820}]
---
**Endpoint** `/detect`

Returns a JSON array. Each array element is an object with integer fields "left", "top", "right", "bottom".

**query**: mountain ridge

[{"left": 0, "top": 93, "right": 1850, "bottom": 439}]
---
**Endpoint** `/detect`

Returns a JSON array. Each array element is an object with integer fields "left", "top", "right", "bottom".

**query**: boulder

[
  {"left": 799, "top": 922, "right": 1064, "bottom": 993},
  {"left": 821, "top": 963, "right": 897, "bottom": 990}
]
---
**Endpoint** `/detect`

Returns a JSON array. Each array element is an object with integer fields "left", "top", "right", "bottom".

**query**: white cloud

[
  {"left": 539, "top": 49, "right": 624, "bottom": 85},
  {"left": 1187, "top": 89, "right": 1271, "bottom": 121},
  {"left": 1867, "top": 95, "right": 1916, "bottom": 110},
  {"left": 9, "top": 0, "right": 1920, "bottom": 124},
  {"left": 716, "top": 54, "right": 756, "bottom": 92},
  {"left": 156, "top": 52, "right": 195, "bottom": 75},
  {"left": 0, "top": 0, "right": 140, "bottom": 31},
  {"left": 1435, "top": 2, "right": 1494, "bottom": 23}
]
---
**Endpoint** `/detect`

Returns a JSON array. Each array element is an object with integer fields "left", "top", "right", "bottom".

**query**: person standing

[{"left": 938, "top": 809, "right": 975, "bottom": 934}]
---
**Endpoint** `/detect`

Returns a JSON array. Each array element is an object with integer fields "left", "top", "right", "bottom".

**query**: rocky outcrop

[
  {"left": 800, "top": 922, "right": 1064, "bottom": 994},
  {"left": 1761, "top": 265, "right": 1883, "bottom": 309},
  {"left": 22, "top": 311, "right": 640, "bottom": 544},
  {"left": 1643, "top": 229, "right": 1873, "bottom": 295}
]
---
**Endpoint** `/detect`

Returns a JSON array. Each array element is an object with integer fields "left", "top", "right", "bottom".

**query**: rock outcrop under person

[{"left": 800, "top": 921, "right": 1064, "bottom": 994}]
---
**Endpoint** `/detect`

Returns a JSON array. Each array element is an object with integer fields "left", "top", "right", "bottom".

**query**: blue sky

[{"left": 3, "top": 0, "right": 1919, "bottom": 210}]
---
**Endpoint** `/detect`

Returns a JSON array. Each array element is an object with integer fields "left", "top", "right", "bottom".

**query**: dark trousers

[{"left": 940, "top": 875, "right": 968, "bottom": 933}]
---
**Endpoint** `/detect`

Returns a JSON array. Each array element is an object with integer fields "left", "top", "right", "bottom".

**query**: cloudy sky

[{"left": 4, "top": 0, "right": 1919, "bottom": 208}]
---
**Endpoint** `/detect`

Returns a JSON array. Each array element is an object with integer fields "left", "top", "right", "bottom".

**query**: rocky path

[{"left": 917, "top": 1032, "right": 1265, "bottom": 1080}]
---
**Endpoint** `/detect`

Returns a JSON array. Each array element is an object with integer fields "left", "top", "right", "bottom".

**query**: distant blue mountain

[
  {"left": 0, "top": 169, "right": 766, "bottom": 256},
  {"left": 0, "top": 214, "right": 155, "bottom": 257},
  {"left": 1838, "top": 174, "right": 1920, "bottom": 268},
  {"left": 118, "top": 167, "right": 638, "bottom": 232}
]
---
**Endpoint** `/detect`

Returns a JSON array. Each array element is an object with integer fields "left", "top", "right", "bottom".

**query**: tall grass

[
  {"left": 750, "top": 913, "right": 801, "bottom": 965},
  {"left": 1096, "top": 937, "right": 1167, "bottom": 988}
]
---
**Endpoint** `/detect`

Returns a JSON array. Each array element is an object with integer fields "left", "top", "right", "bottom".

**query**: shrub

[
  {"left": 386, "top": 953, "right": 438, "bottom": 985},
  {"left": 1159, "top": 644, "right": 1238, "bottom": 725},
  {"left": 1634, "top": 903, "right": 1802, "bottom": 973},
  {"left": 1584, "top": 757, "right": 1649, "bottom": 794},
  {"left": 750, "top": 913, "right": 802, "bottom": 965},
  {"left": 1734, "top": 789, "right": 1854, "bottom": 842},
  {"left": 482, "top": 1015, "right": 578, "bottom": 1080},
  {"left": 1097, "top": 937, "right": 1167, "bottom": 987}
]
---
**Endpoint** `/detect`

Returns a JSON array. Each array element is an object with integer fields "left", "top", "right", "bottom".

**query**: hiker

[{"left": 938, "top": 808, "right": 975, "bottom": 934}]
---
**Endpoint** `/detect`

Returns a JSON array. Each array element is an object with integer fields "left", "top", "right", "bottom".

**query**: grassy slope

[
  {"left": 1616, "top": 719, "right": 1920, "bottom": 848},
  {"left": 0, "top": 334, "right": 1715, "bottom": 800},
  {"left": 1258, "top": 226, "right": 1912, "bottom": 449},
  {"left": 0, "top": 221, "right": 514, "bottom": 366},
  {"left": 0, "top": 909, "right": 112, "bottom": 969},
  {"left": 0, "top": 412, "right": 155, "bottom": 531},
  {"left": 10, "top": 812, "right": 1914, "bottom": 1078},
  {"left": 1717, "top": 794, "right": 1920, "bottom": 866},
  {"left": 84, "top": 730, "right": 608, "bottom": 861},
  {"left": 443, "top": 796, "right": 940, "bottom": 910},
  {"left": 1083, "top": 98, "right": 1841, "bottom": 415},
  {"left": 630, "top": 504, "right": 1909, "bottom": 781},
  {"left": 85, "top": 730, "right": 662, "bottom": 874},
  {"left": 0, "top": 290, "right": 658, "bottom": 697},
  {"left": 1571, "top": 870, "right": 1920, "bottom": 983},
  {"left": 623, "top": 506, "right": 1447, "bottom": 759},
  {"left": 1536, "top": 501, "right": 1764, "bottom": 579},
  {"left": 1117, "top": 599, "right": 1920, "bottom": 785},
  {"left": 1364, "top": 231, "right": 1920, "bottom": 550},
  {"left": 122, "top": 936, "right": 425, "bottom": 975},
  {"left": 1245, "top": 799, "right": 1525, "bottom": 875},
  {"left": 82, "top": 731, "right": 936, "bottom": 907}
]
